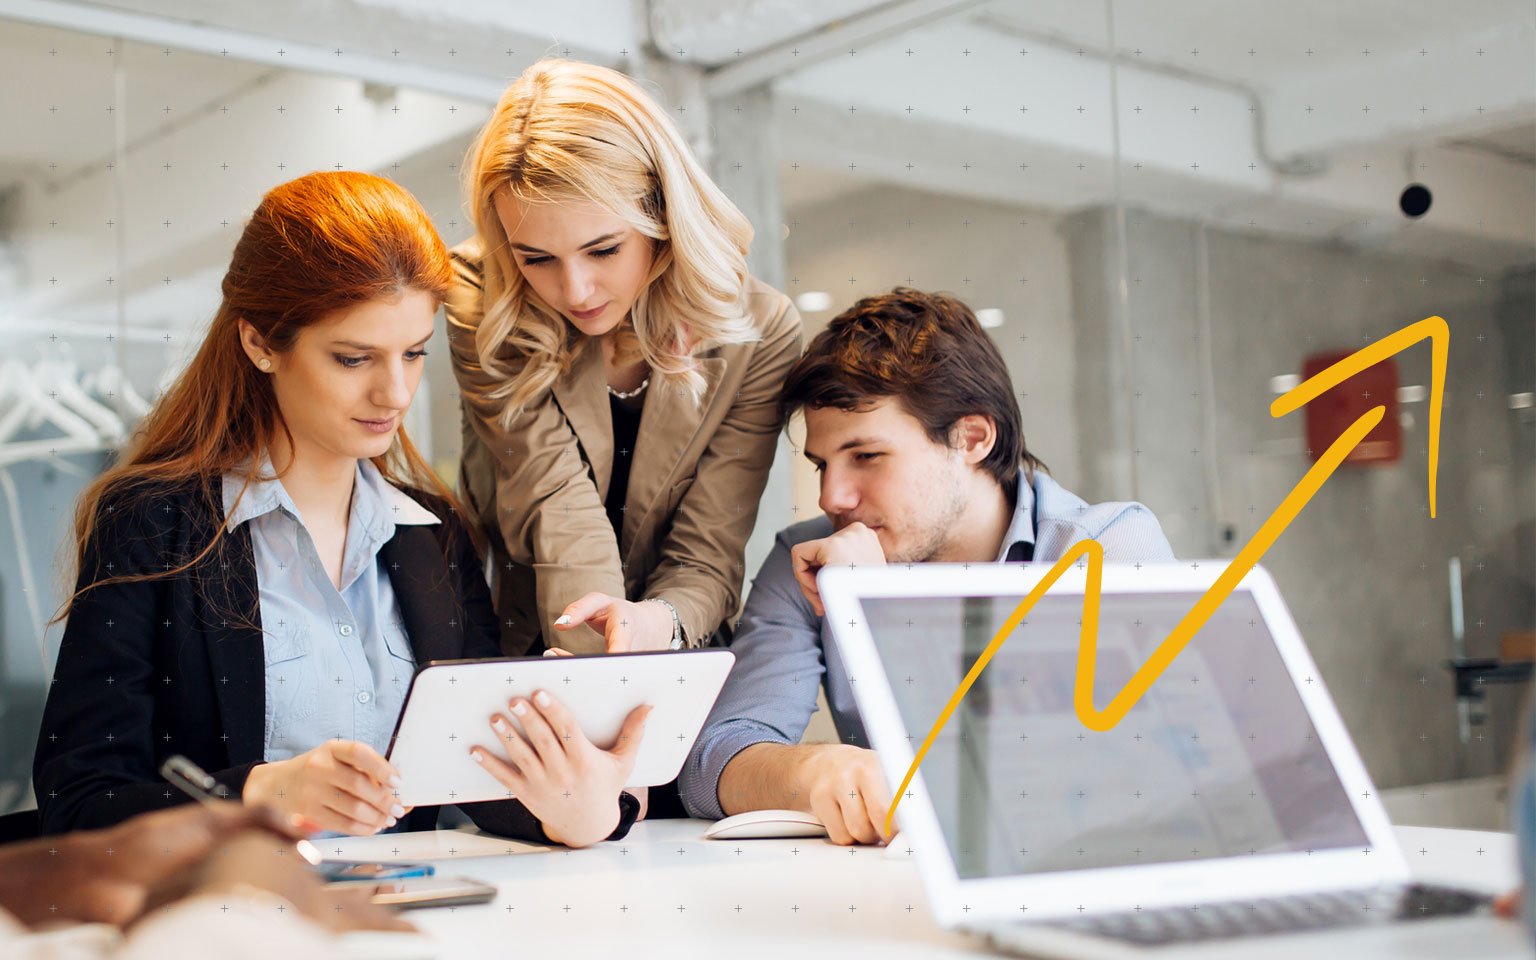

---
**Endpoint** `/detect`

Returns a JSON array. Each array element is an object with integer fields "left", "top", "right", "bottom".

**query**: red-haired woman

[{"left": 33, "top": 172, "right": 648, "bottom": 848}]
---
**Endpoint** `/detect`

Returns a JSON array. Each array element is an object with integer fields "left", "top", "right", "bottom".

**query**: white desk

[{"left": 331, "top": 822, "right": 1527, "bottom": 959}]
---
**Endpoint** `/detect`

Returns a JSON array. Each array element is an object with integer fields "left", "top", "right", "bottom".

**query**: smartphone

[
  {"left": 368, "top": 876, "right": 497, "bottom": 909},
  {"left": 315, "top": 860, "right": 435, "bottom": 882}
]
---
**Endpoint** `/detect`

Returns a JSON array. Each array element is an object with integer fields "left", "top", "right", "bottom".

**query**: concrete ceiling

[
  {"left": 765, "top": 1, "right": 1536, "bottom": 269},
  {"left": 1452, "top": 121, "right": 1536, "bottom": 166},
  {"left": 82, "top": 0, "right": 637, "bottom": 84},
  {"left": 971, "top": 0, "right": 1522, "bottom": 88},
  {"left": 0, "top": 20, "right": 274, "bottom": 181},
  {"left": 0, "top": 0, "right": 1531, "bottom": 325}
]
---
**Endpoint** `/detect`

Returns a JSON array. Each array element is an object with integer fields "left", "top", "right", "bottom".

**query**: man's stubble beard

[{"left": 888, "top": 476, "right": 970, "bottom": 564}]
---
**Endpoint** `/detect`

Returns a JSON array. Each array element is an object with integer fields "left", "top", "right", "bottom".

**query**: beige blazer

[{"left": 446, "top": 239, "right": 804, "bottom": 655}]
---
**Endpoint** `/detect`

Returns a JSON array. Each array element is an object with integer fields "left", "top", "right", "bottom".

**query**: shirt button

[
  {"left": 356, "top": 691, "right": 371, "bottom": 704},
  {"left": 338, "top": 624, "right": 354, "bottom": 637}
]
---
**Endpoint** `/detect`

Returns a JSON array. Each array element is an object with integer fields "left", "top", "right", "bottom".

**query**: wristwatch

[
  {"left": 605, "top": 790, "right": 642, "bottom": 841},
  {"left": 648, "top": 597, "right": 686, "bottom": 649}
]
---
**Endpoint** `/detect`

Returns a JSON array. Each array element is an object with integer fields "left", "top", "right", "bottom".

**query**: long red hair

[{"left": 59, "top": 171, "right": 468, "bottom": 618}]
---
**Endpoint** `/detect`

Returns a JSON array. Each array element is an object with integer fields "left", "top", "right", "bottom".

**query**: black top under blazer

[{"left": 33, "top": 476, "right": 544, "bottom": 841}]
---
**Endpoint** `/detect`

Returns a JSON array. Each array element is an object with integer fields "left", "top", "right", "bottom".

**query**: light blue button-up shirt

[
  {"left": 222, "top": 457, "right": 440, "bottom": 763},
  {"left": 680, "top": 468, "right": 1176, "bottom": 819}
]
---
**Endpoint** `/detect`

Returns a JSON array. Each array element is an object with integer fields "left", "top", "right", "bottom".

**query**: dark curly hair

[{"left": 781, "top": 288, "right": 1044, "bottom": 491}]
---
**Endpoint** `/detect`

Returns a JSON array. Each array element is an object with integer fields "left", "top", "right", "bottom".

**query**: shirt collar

[
  {"left": 222, "top": 454, "right": 439, "bottom": 532},
  {"left": 994, "top": 470, "right": 1037, "bottom": 563},
  {"left": 355, "top": 457, "right": 440, "bottom": 529},
  {"left": 222, "top": 451, "right": 293, "bottom": 529}
]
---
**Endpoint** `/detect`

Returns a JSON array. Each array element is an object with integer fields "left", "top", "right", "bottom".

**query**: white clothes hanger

[
  {"left": 0, "top": 361, "right": 28, "bottom": 442},
  {"left": 0, "top": 469, "right": 49, "bottom": 675},
  {"left": 0, "top": 362, "right": 109, "bottom": 468},
  {"left": 89, "top": 364, "right": 153, "bottom": 420},
  {"left": 0, "top": 362, "right": 107, "bottom": 676},
  {"left": 0, "top": 336, "right": 148, "bottom": 676},
  {"left": 36, "top": 360, "right": 126, "bottom": 443}
]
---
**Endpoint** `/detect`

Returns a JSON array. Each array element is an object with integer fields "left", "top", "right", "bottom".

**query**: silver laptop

[{"left": 819, "top": 561, "right": 1496, "bottom": 958}]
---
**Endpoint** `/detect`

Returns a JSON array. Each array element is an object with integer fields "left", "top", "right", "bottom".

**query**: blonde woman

[{"left": 449, "top": 59, "right": 803, "bottom": 661}]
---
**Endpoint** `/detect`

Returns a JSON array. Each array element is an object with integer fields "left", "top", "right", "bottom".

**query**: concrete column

[
  {"left": 624, "top": 53, "right": 793, "bottom": 608},
  {"left": 1062, "top": 208, "right": 1140, "bottom": 504},
  {"left": 709, "top": 83, "right": 786, "bottom": 289},
  {"left": 707, "top": 81, "right": 794, "bottom": 607},
  {"left": 1063, "top": 202, "right": 1530, "bottom": 790}
]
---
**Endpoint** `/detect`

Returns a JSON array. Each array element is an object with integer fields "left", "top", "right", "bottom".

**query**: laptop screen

[{"left": 860, "top": 589, "right": 1370, "bottom": 880}]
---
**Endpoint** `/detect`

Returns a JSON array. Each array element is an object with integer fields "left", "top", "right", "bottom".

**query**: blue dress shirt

[
  {"left": 679, "top": 468, "right": 1176, "bottom": 819},
  {"left": 221, "top": 457, "right": 440, "bottom": 763}
]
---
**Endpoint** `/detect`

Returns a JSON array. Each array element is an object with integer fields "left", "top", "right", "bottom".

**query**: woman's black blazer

[{"left": 33, "top": 476, "right": 543, "bottom": 840}]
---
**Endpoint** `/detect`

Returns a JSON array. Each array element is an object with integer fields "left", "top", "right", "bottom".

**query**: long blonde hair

[{"left": 463, "top": 59, "right": 757, "bottom": 425}]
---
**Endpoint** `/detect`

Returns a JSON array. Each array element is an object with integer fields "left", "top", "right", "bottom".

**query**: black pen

[{"left": 160, "top": 754, "right": 323, "bottom": 865}]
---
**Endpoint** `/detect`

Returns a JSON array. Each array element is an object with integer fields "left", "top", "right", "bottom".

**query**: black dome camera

[{"left": 1399, "top": 183, "right": 1432, "bottom": 218}]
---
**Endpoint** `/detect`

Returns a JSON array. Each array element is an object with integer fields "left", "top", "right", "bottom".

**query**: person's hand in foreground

[
  {"left": 0, "top": 801, "right": 311, "bottom": 928},
  {"left": 186, "top": 828, "right": 415, "bottom": 933},
  {"left": 1492, "top": 888, "right": 1518, "bottom": 920}
]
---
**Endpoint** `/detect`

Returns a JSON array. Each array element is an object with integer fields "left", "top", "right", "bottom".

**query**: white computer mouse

[{"left": 702, "top": 808, "right": 829, "bottom": 840}]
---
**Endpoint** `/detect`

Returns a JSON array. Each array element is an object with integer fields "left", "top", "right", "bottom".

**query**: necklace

[{"left": 607, "top": 376, "right": 650, "bottom": 400}]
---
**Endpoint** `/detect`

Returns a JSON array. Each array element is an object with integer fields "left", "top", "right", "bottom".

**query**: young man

[{"left": 678, "top": 288, "right": 1175, "bottom": 845}]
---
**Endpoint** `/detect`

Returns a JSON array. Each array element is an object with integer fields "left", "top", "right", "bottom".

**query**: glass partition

[
  {"left": 0, "top": 2, "right": 1530, "bottom": 829},
  {"left": 776, "top": 0, "right": 1535, "bottom": 823},
  {"left": 0, "top": 20, "right": 490, "bottom": 812}
]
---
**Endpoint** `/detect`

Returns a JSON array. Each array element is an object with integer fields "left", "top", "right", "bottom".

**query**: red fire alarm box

[{"left": 1301, "top": 351, "right": 1401, "bottom": 464}]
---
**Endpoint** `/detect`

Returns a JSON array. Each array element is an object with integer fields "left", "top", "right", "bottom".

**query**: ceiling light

[{"left": 795, "top": 291, "right": 833, "bottom": 312}]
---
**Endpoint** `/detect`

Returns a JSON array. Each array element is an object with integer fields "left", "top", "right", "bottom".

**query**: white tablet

[{"left": 385, "top": 649, "right": 734, "bottom": 808}]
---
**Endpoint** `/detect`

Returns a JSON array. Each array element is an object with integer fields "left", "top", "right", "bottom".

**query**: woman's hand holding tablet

[
  {"left": 386, "top": 650, "right": 735, "bottom": 825},
  {"left": 472, "top": 691, "right": 651, "bottom": 847}
]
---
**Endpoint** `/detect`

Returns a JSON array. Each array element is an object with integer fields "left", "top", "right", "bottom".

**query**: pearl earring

[{"left": 256, "top": 358, "right": 272, "bottom": 372}]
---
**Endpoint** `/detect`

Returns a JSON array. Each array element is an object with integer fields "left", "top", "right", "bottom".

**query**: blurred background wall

[{"left": 0, "top": 0, "right": 1531, "bottom": 827}]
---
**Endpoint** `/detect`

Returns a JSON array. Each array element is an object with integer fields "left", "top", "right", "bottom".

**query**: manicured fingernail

[
  {"left": 295, "top": 838, "right": 322, "bottom": 864},
  {"left": 386, "top": 817, "right": 397, "bottom": 827},
  {"left": 389, "top": 774, "right": 401, "bottom": 787},
  {"left": 542, "top": 649, "right": 558, "bottom": 657},
  {"left": 391, "top": 804, "right": 405, "bottom": 818},
  {"left": 471, "top": 751, "right": 484, "bottom": 763},
  {"left": 511, "top": 701, "right": 527, "bottom": 716},
  {"left": 555, "top": 615, "right": 572, "bottom": 626},
  {"left": 533, "top": 691, "right": 550, "bottom": 707}
]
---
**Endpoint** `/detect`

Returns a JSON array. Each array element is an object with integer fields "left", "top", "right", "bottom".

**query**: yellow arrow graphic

[{"left": 884, "top": 315, "right": 1448, "bottom": 836}]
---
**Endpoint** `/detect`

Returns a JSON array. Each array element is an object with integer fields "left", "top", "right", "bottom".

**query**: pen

[{"left": 160, "top": 754, "right": 323, "bottom": 865}]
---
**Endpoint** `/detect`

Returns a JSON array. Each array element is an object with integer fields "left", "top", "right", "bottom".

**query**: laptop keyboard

[{"left": 1031, "top": 884, "right": 1490, "bottom": 947}]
